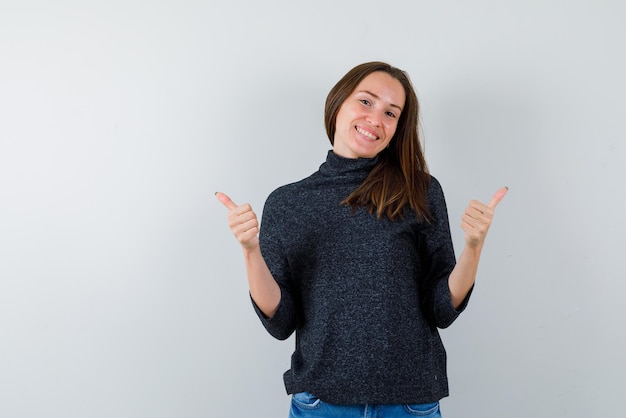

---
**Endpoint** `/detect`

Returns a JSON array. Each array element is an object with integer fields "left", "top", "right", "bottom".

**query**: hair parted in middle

[{"left": 324, "top": 61, "right": 431, "bottom": 221}]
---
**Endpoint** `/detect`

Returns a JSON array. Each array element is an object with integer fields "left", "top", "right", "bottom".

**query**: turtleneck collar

[{"left": 318, "top": 150, "right": 379, "bottom": 179}]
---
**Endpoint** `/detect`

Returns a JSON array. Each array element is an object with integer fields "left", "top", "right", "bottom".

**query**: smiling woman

[
  {"left": 216, "top": 61, "right": 507, "bottom": 418},
  {"left": 332, "top": 71, "right": 405, "bottom": 159},
  {"left": 325, "top": 62, "right": 431, "bottom": 221}
]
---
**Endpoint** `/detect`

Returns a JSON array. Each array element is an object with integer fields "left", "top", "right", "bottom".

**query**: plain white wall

[{"left": 1, "top": 1, "right": 624, "bottom": 417}]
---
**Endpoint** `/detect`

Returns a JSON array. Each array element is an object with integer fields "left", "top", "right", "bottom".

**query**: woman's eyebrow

[{"left": 358, "top": 90, "right": 403, "bottom": 111}]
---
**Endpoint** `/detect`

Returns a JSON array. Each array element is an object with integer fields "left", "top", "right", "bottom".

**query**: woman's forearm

[
  {"left": 243, "top": 245, "right": 281, "bottom": 318},
  {"left": 450, "top": 186, "right": 508, "bottom": 309},
  {"left": 215, "top": 191, "right": 281, "bottom": 317},
  {"left": 448, "top": 243, "right": 482, "bottom": 309}
]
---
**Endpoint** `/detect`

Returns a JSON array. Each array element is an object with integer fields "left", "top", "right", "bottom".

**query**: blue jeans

[{"left": 289, "top": 392, "right": 442, "bottom": 417}]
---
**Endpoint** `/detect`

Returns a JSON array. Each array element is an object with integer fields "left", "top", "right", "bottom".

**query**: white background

[{"left": 1, "top": 1, "right": 624, "bottom": 417}]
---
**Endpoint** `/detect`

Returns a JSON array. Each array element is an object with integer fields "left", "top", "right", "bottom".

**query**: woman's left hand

[{"left": 461, "top": 187, "right": 508, "bottom": 248}]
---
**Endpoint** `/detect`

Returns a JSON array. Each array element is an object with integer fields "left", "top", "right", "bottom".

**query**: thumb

[
  {"left": 215, "top": 192, "right": 237, "bottom": 210},
  {"left": 488, "top": 186, "right": 509, "bottom": 209}
]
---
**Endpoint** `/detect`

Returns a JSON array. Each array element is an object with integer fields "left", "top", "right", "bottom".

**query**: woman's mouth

[{"left": 356, "top": 126, "right": 379, "bottom": 140}]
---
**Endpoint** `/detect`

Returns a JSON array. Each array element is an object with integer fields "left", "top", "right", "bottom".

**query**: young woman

[{"left": 216, "top": 61, "right": 507, "bottom": 417}]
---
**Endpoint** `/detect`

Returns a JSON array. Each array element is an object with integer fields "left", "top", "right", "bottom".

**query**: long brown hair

[{"left": 324, "top": 62, "right": 431, "bottom": 221}]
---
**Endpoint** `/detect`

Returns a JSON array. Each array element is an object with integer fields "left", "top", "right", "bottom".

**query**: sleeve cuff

[
  {"left": 432, "top": 278, "right": 473, "bottom": 329},
  {"left": 250, "top": 289, "right": 296, "bottom": 340}
]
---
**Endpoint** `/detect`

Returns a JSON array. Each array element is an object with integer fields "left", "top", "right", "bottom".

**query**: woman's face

[{"left": 333, "top": 71, "right": 405, "bottom": 159}]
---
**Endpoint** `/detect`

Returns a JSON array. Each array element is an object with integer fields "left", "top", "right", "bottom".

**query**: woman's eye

[
  {"left": 360, "top": 99, "right": 371, "bottom": 106},
  {"left": 386, "top": 111, "right": 396, "bottom": 118}
]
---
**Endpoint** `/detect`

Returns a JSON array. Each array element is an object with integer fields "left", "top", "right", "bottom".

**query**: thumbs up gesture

[
  {"left": 215, "top": 192, "right": 260, "bottom": 250},
  {"left": 461, "top": 187, "right": 508, "bottom": 248}
]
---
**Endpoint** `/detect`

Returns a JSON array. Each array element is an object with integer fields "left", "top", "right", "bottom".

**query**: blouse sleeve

[
  {"left": 419, "top": 176, "right": 472, "bottom": 328},
  {"left": 251, "top": 190, "right": 299, "bottom": 340}
]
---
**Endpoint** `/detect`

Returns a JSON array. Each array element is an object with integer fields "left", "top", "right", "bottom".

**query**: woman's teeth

[{"left": 356, "top": 127, "right": 378, "bottom": 140}]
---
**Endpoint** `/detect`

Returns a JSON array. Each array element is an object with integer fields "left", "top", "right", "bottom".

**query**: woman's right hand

[
  {"left": 215, "top": 192, "right": 260, "bottom": 250},
  {"left": 215, "top": 191, "right": 281, "bottom": 318}
]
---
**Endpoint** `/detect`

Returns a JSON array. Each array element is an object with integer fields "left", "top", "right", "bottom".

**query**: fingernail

[{"left": 505, "top": 186, "right": 509, "bottom": 190}]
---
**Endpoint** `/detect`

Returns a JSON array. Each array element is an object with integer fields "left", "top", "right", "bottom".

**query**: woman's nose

[{"left": 367, "top": 111, "right": 382, "bottom": 127}]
